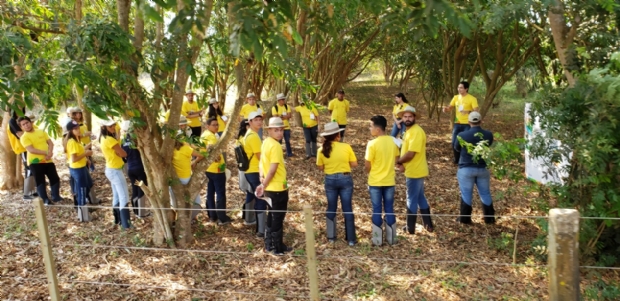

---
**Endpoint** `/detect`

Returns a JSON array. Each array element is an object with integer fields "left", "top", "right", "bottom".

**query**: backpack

[
  {"left": 274, "top": 103, "right": 288, "bottom": 112},
  {"left": 234, "top": 134, "right": 255, "bottom": 171}
]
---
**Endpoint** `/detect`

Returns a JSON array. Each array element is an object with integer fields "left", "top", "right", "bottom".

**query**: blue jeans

[
  {"left": 368, "top": 186, "right": 395, "bottom": 227},
  {"left": 70, "top": 166, "right": 92, "bottom": 206},
  {"left": 244, "top": 172, "right": 267, "bottom": 211},
  {"left": 105, "top": 167, "right": 129, "bottom": 209},
  {"left": 303, "top": 126, "right": 318, "bottom": 143},
  {"left": 457, "top": 167, "right": 493, "bottom": 206},
  {"left": 452, "top": 123, "right": 471, "bottom": 163},
  {"left": 325, "top": 174, "right": 354, "bottom": 221},
  {"left": 278, "top": 129, "right": 293, "bottom": 156},
  {"left": 406, "top": 177, "right": 429, "bottom": 213},
  {"left": 390, "top": 121, "right": 405, "bottom": 138},
  {"left": 206, "top": 172, "right": 227, "bottom": 220}
]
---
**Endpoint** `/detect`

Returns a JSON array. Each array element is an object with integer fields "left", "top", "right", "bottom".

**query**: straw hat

[
  {"left": 208, "top": 98, "right": 217, "bottom": 104},
  {"left": 320, "top": 122, "right": 345, "bottom": 136},
  {"left": 179, "top": 115, "right": 188, "bottom": 125},
  {"left": 246, "top": 92, "right": 256, "bottom": 98},
  {"left": 185, "top": 90, "right": 195, "bottom": 95},
  {"left": 247, "top": 111, "right": 263, "bottom": 121},
  {"left": 397, "top": 105, "right": 416, "bottom": 118},
  {"left": 266, "top": 117, "right": 285, "bottom": 129},
  {"left": 276, "top": 93, "right": 286, "bottom": 100}
]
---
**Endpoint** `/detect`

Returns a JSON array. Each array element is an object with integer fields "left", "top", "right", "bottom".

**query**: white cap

[
  {"left": 185, "top": 90, "right": 195, "bottom": 95},
  {"left": 100, "top": 119, "right": 116, "bottom": 127},
  {"left": 468, "top": 111, "right": 482, "bottom": 123},
  {"left": 209, "top": 98, "right": 217, "bottom": 104},
  {"left": 246, "top": 92, "right": 256, "bottom": 98},
  {"left": 247, "top": 111, "right": 263, "bottom": 121},
  {"left": 276, "top": 93, "right": 286, "bottom": 100}
]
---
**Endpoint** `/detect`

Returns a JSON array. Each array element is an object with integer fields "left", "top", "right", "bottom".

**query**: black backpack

[{"left": 234, "top": 134, "right": 254, "bottom": 171}]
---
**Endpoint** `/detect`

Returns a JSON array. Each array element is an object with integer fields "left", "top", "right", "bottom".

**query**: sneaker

[
  {"left": 328, "top": 238, "right": 336, "bottom": 243},
  {"left": 272, "top": 246, "right": 293, "bottom": 256},
  {"left": 256, "top": 232, "right": 265, "bottom": 238},
  {"left": 23, "top": 195, "right": 35, "bottom": 200},
  {"left": 217, "top": 219, "right": 232, "bottom": 225},
  {"left": 43, "top": 199, "right": 51, "bottom": 206},
  {"left": 244, "top": 220, "right": 257, "bottom": 226},
  {"left": 348, "top": 241, "right": 356, "bottom": 247}
]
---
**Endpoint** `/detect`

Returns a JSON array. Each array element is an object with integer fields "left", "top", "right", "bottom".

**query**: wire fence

[{"left": 2, "top": 199, "right": 618, "bottom": 300}]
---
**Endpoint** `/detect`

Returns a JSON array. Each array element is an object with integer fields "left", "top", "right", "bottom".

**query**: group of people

[{"left": 6, "top": 81, "right": 496, "bottom": 253}]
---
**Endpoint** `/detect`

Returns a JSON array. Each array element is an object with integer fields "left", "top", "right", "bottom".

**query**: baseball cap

[{"left": 468, "top": 111, "right": 482, "bottom": 123}]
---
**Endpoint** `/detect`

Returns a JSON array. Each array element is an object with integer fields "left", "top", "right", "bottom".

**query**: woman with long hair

[
  {"left": 170, "top": 132, "right": 203, "bottom": 222},
  {"left": 236, "top": 119, "right": 254, "bottom": 224},
  {"left": 316, "top": 122, "right": 358, "bottom": 246},
  {"left": 64, "top": 120, "right": 93, "bottom": 221},
  {"left": 69, "top": 107, "right": 95, "bottom": 171},
  {"left": 207, "top": 98, "right": 227, "bottom": 136},
  {"left": 391, "top": 92, "right": 409, "bottom": 138},
  {"left": 100, "top": 119, "right": 131, "bottom": 229},
  {"left": 121, "top": 126, "right": 150, "bottom": 218}
]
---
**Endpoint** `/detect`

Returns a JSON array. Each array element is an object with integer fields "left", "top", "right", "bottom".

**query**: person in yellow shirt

[
  {"left": 364, "top": 115, "right": 400, "bottom": 246},
  {"left": 207, "top": 98, "right": 228, "bottom": 136},
  {"left": 169, "top": 132, "right": 204, "bottom": 223},
  {"left": 390, "top": 92, "right": 409, "bottom": 138},
  {"left": 395, "top": 106, "right": 434, "bottom": 235},
  {"left": 181, "top": 90, "right": 204, "bottom": 137},
  {"left": 18, "top": 116, "right": 66, "bottom": 206},
  {"left": 7, "top": 109, "right": 37, "bottom": 200},
  {"left": 255, "top": 117, "right": 292, "bottom": 255},
  {"left": 69, "top": 107, "right": 95, "bottom": 171},
  {"left": 242, "top": 111, "right": 266, "bottom": 235},
  {"left": 240, "top": 93, "right": 263, "bottom": 139},
  {"left": 64, "top": 120, "right": 94, "bottom": 221},
  {"left": 235, "top": 119, "right": 255, "bottom": 224},
  {"left": 100, "top": 119, "right": 131, "bottom": 229},
  {"left": 294, "top": 98, "right": 320, "bottom": 159},
  {"left": 316, "top": 122, "right": 358, "bottom": 246},
  {"left": 198, "top": 117, "right": 232, "bottom": 225},
  {"left": 443, "top": 81, "right": 479, "bottom": 164},
  {"left": 327, "top": 90, "right": 350, "bottom": 141},
  {"left": 271, "top": 93, "right": 294, "bottom": 157}
]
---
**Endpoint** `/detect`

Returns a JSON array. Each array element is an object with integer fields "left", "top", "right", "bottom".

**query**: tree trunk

[
  {"left": 548, "top": 0, "right": 577, "bottom": 87},
  {"left": 0, "top": 113, "right": 19, "bottom": 190}
]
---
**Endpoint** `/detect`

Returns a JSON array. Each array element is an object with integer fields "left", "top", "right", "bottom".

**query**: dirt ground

[{"left": 0, "top": 81, "right": 615, "bottom": 300}]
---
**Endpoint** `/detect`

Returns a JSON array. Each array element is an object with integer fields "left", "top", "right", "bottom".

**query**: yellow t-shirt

[
  {"left": 216, "top": 114, "right": 226, "bottom": 130},
  {"left": 294, "top": 105, "right": 319, "bottom": 128},
  {"left": 260, "top": 137, "right": 287, "bottom": 191},
  {"left": 392, "top": 103, "right": 406, "bottom": 119},
  {"left": 201, "top": 130, "right": 225, "bottom": 173},
  {"left": 67, "top": 138, "right": 87, "bottom": 168},
  {"left": 20, "top": 129, "right": 50, "bottom": 165},
  {"left": 181, "top": 100, "right": 202, "bottom": 127},
  {"left": 243, "top": 129, "right": 262, "bottom": 173},
  {"left": 240, "top": 104, "right": 261, "bottom": 119},
  {"left": 79, "top": 123, "right": 91, "bottom": 145},
  {"left": 328, "top": 98, "right": 350, "bottom": 125},
  {"left": 101, "top": 135, "right": 124, "bottom": 169},
  {"left": 401, "top": 124, "right": 429, "bottom": 178},
  {"left": 449, "top": 94, "right": 479, "bottom": 124},
  {"left": 164, "top": 110, "right": 171, "bottom": 123},
  {"left": 365, "top": 135, "right": 399, "bottom": 186},
  {"left": 6, "top": 126, "right": 26, "bottom": 154},
  {"left": 316, "top": 142, "right": 357, "bottom": 174},
  {"left": 172, "top": 144, "right": 193, "bottom": 179},
  {"left": 271, "top": 104, "right": 292, "bottom": 129}
]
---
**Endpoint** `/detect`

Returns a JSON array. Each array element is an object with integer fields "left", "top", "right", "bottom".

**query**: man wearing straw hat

[
  {"left": 256, "top": 117, "right": 293, "bottom": 255},
  {"left": 240, "top": 93, "right": 263, "bottom": 139},
  {"left": 271, "top": 93, "right": 294, "bottom": 158},
  {"left": 396, "top": 106, "right": 434, "bottom": 235},
  {"left": 181, "top": 90, "right": 204, "bottom": 138}
]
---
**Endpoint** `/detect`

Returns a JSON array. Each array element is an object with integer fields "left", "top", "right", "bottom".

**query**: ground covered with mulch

[{"left": 1, "top": 80, "right": 616, "bottom": 300}]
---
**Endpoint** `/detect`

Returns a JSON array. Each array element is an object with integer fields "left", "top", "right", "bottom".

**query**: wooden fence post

[
  {"left": 303, "top": 204, "right": 320, "bottom": 301},
  {"left": 548, "top": 208, "right": 580, "bottom": 301},
  {"left": 33, "top": 197, "right": 61, "bottom": 301}
]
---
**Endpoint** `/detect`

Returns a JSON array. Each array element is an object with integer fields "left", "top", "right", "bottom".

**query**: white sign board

[{"left": 524, "top": 103, "right": 569, "bottom": 185}]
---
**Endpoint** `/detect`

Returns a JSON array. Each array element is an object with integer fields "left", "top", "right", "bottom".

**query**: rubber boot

[
  {"left": 77, "top": 205, "right": 90, "bottom": 222},
  {"left": 119, "top": 208, "right": 132, "bottom": 229},
  {"left": 50, "top": 183, "right": 63, "bottom": 202},
  {"left": 371, "top": 224, "right": 383, "bottom": 246},
  {"left": 37, "top": 184, "right": 50, "bottom": 205},
  {"left": 244, "top": 200, "right": 256, "bottom": 225},
  {"left": 457, "top": 199, "right": 473, "bottom": 224},
  {"left": 190, "top": 203, "right": 202, "bottom": 221},
  {"left": 305, "top": 143, "right": 312, "bottom": 159},
  {"left": 344, "top": 218, "right": 357, "bottom": 246},
  {"left": 256, "top": 211, "right": 266, "bottom": 237},
  {"left": 215, "top": 199, "right": 232, "bottom": 224},
  {"left": 113, "top": 208, "right": 121, "bottom": 225},
  {"left": 264, "top": 226, "right": 273, "bottom": 252},
  {"left": 23, "top": 176, "right": 36, "bottom": 200},
  {"left": 453, "top": 150, "right": 460, "bottom": 165},
  {"left": 271, "top": 228, "right": 292, "bottom": 256},
  {"left": 420, "top": 208, "right": 434, "bottom": 232},
  {"left": 131, "top": 197, "right": 139, "bottom": 216},
  {"left": 482, "top": 203, "right": 496, "bottom": 224},
  {"left": 386, "top": 222, "right": 397, "bottom": 245},
  {"left": 402, "top": 208, "right": 416, "bottom": 234},
  {"left": 88, "top": 188, "right": 100, "bottom": 205},
  {"left": 324, "top": 217, "right": 337, "bottom": 242},
  {"left": 133, "top": 196, "right": 150, "bottom": 218},
  {"left": 310, "top": 142, "right": 318, "bottom": 157}
]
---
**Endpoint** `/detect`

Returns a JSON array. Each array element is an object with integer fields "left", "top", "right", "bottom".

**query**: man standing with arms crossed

[
  {"left": 181, "top": 90, "right": 204, "bottom": 138},
  {"left": 328, "top": 90, "right": 350, "bottom": 142},
  {"left": 454, "top": 112, "right": 496, "bottom": 224},
  {"left": 396, "top": 106, "right": 434, "bottom": 235},
  {"left": 18, "top": 116, "right": 65, "bottom": 205},
  {"left": 443, "top": 81, "right": 479, "bottom": 164},
  {"left": 256, "top": 117, "right": 292, "bottom": 255}
]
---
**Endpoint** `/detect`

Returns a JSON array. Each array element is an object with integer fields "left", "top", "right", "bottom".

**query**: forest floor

[{"left": 1, "top": 79, "right": 617, "bottom": 300}]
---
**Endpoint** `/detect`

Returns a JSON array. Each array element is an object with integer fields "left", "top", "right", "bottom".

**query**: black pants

[
  {"left": 127, "top": 168, "right": 147, "bottom": 199},
  {"left": 190, "top": 126, "right": 202, "bottom": 138},
  {"left": 303, "top": 126, "right": 318, "bottom": 143},
  {"left": 30, "top": 163, "right": 60, "bottom": 187},
  {"left": 338, "top": 125, "right": 346, "bottom": 141},
  {"left": 265, "top": 190, "right": 289, "bottom": 233}
]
